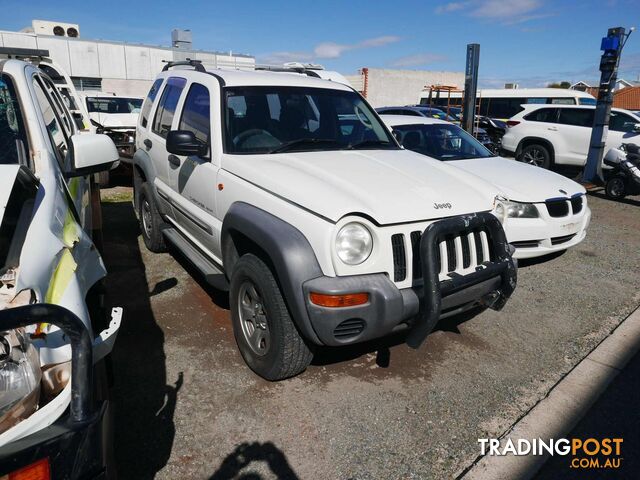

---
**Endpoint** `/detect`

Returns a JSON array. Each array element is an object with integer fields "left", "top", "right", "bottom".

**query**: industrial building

[
  {"left": 0, "top": 19, "right": 255, "bottom": 97},
  {"left": 345, "top": 67, "right": 465, "bottom": 107}
]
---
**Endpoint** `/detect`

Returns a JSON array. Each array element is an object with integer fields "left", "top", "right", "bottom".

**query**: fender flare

[
  {"left": 221, "top": 202, "right": 324, "bottom": 344},
  {"left": 516, "top": 137, "right": 556, "bottom": 162}
]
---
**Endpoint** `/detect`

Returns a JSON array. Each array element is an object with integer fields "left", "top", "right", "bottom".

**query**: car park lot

[{"left": 100, "top": 187, "right": 640, "bottom": 480}]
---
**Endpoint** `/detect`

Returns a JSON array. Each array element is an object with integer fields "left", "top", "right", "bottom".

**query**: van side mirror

[
  {"left": 167, "top": 130, "right": 208, "bottom": 157},
  {"left": 64, "top": 133, "right": 119, "bottom": 178}
]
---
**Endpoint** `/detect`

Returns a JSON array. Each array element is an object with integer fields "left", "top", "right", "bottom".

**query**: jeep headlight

[
  {"left": 495, "top": 199, "right": 538, "bottom": 222},
  {"left": 336, "top": 222, "right": 373, "bottom": 265},
  {"left": 0, "top": 328, "right": 42, "bottom": 434}
]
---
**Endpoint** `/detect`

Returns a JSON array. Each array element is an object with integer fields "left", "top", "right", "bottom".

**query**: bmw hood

[
  {"left": 222, "top": 149, "right": 499, "bottom": 225},
  {"left": 452, "top": 157, "right": 586, "bottom": 203}
]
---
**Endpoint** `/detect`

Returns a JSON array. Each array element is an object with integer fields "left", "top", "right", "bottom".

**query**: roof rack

[
  {"left": 162, "top": 58, "right": 206, "bottom": 72},
  {"left": 255, "top": 62, "right": 325, "bottom": 74}
]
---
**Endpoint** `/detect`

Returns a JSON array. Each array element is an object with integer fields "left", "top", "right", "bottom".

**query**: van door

[
  {"left": 556, "top": 108, "right": 594, "bottom": 165},
  {"left": 167, "top": 81, "right": 222, "bottom": 262}
]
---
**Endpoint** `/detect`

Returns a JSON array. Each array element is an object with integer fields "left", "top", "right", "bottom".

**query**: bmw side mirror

[
  {"left": 633, "top": 123, "right": 640, "bottom": 133},
  {"left": 167, "top": 130, "right": 208, "bottom": 157}
]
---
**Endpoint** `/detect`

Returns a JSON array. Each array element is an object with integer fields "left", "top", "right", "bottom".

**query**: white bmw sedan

[{"left": 381, "top": 115, "right": 591, "bottom": 259}]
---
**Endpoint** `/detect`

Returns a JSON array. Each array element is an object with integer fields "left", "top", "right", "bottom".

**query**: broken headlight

[{"left": 0, "top": 328, "right": 41, "bottom": 434}]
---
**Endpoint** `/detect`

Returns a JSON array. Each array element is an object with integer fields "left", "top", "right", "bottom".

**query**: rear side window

[
  {"left": 524, "top": 108, "right": 558, "bottom": 123},
  {"left": 32, "top": 76, "right": 69, "bottom": 163},
  {"left": 179, "top": 83, "right": 210, "bottom": 146},
  {"left": 558, "top": 109, "right": 594, "bottom": 127},
  {"left": 140, "top": 78, "right": 164, "bottom": 128},
  {"left": 152, "top": 77, "right": 186, "bottom": 139}
]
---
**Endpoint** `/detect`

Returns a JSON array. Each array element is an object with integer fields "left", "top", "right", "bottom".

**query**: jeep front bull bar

[
  {"left": 0, "top": 304, "right": 93, "bottom": 423},
  {"left": 406, "top": 212, "right": 517, "bottom": 348}
]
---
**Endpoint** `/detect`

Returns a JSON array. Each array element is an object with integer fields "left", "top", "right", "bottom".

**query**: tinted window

[
  {"left": 33, "top": 77, "right": 69, "bottom": 162},
  {"left": 224, "top": 86, "right": 395, "bottom": 154},
  {"left": 524, "top": 108, "right": 558, "bottom": 123},
  {"left": 484, "top": 98, "right": 526, "bottom": 118},
  {"left": 141, "top": 78, "right": 164, "bottom": 128},
  {"left": 152, "top": 77, "right": 186, "bottom": 139},
  {"left": 179, "top": 83, "right": 210, "bottom": 146},
  {"left": 609, "top": 111, "right": 638, "bottom": 133},
  {"left": 579, "top": 98, "right": 597, "bottom": 106},
  {"left": 393, "top": 123, "right": 493, "bottom": 160},
  {"left": 558, "top": 108, "right": 594, "bottom": 127},
  {"left": 0, "top": 75, "right": 29, "bottom": 166}
]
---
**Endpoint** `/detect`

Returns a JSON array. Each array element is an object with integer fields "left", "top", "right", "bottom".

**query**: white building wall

[{"left": 354, "top": 68, "right": 465, "bottom": 107}]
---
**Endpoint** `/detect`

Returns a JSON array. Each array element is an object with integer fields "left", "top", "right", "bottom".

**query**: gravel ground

[{"left": 99, "top": 188, "right": 640, "bottom": 480}]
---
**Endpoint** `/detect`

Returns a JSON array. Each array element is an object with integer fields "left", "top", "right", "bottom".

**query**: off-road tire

[
  {"left": 230, "top": 254, "right": 313, "bottom": 381},
  {"left": 138, "top": 183, "right": 167, "bottom": 253},
  {"left": 519, "top": 144, "right": 552, "bottom": 169}
]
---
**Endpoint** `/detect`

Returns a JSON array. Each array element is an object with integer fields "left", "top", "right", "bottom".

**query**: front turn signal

[{"left": 309, "top": 292, "right": 369, "bottom": 308}]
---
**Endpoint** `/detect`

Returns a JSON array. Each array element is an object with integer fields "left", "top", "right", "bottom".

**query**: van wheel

[
  {"left": 230, "top": 254, "right": 313, "bottom": 381},
  {"left": 605, "top": 176, "right": 626, "bottom": 199},
  {"left": 138, "top": 183, "right": 167, "bottom": 252},
  {"left": 520, "top": 144, "right": 551, "bottom": 169}
]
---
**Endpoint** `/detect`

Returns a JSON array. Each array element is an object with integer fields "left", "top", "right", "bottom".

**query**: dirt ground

[{"left": 99, "top": 188, "right": 640, "bottom": 480}]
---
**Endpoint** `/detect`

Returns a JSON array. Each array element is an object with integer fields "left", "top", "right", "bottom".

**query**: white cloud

[
  {"left": 391, "top": 53, "right": 448, "bottom": 68},
  {"left": 260, "top": 35, "right": 401, "bottom": 64},
  {"left": 435, "top": 0, "right": 551, "bottom": 24}
]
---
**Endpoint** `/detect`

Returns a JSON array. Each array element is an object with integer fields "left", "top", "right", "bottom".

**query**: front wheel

[
  {"left": 519, "top": 144, "right": 551, "bottom": 169},
  {"left": 230, "top": 254, "right": 313, "bottom": 381},
  {"left": 605, "top": 176, "right": 627, "bottom": 200}
]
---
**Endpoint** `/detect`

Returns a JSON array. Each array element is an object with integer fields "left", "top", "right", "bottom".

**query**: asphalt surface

[{"left": 100, "top": 188, "right": 640, "bottom": 480}]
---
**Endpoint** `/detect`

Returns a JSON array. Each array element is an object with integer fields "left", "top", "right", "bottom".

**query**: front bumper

[
  {"left": 0, "top": 402, "right": 111, "bottom": 479},
  {"left": 304, "top": 213, "right": 517, "bottom": 347},
  {"left": 506, "top": 205, "right": 591, "bottom": 260}
]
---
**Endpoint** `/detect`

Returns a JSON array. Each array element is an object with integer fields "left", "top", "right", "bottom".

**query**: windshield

[
  {"left": 0, "top": 75, "right": 29, "bottom": 166},
  {"left": 86, "top": 97, "right": 143, "bottom": 114},
  {"left": 392, "top": 123, "right": 494, "bottom": 160},
  {"left": 224, "top": 86, "right": 396, "bottom": 154}
]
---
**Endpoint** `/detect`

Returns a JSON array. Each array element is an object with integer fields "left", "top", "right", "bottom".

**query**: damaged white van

[{"left": 0, "top": 60, "right": 121, "bottom": 478}]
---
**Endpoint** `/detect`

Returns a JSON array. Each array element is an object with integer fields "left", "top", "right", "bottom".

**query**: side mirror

[
  {"left": 633, "top": 123, "right": 640, "bottom": 133},
  {"left": 167, "top": 130, "right": 208, "bottom": 157},
  {"left": 64, "top": 133, "right": 119, "bottom": 178}
]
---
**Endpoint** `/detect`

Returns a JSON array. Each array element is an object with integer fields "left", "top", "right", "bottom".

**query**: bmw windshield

[
  {"left": 393, "top": 123, "right": 495, "bottom": 160},
  {"left": 223, "top": 86, "right": 397, "bottom": 154}
]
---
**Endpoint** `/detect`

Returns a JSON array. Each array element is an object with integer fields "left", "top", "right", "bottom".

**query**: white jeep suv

[
  {"left": 133, "top": 61, "right": 517, "bottom": 381},
  {"left": 501, "top": 105, "right": 640, "bottom": 168}
]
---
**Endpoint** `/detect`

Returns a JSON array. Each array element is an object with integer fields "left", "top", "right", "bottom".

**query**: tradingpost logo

[{"left": 478, "top": 437, "right": 624, "bottom": 469}]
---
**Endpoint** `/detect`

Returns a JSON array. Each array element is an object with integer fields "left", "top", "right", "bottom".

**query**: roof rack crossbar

[{"left": 162, "top": 58, "right": 205, "bottom": 72}]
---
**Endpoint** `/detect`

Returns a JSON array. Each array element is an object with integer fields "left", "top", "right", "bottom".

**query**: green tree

[{"left": 547, "top": 81, "right": 572, "bottom": 89}]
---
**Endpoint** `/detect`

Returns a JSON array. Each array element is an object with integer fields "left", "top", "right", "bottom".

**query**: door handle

[
  {"left": 168, "top": 154, "right": 181, "bottom": 167},
  {"left": 547, "top": 127, "right": 558, "bottom": 131},
  {"left": 143, "top": 139, "right": 152, "bottom": 149}
]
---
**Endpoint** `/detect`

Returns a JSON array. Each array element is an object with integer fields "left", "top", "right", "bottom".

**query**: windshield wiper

[
  {"left": 269, "top": 138, "right": 342, "bottom": 154},
  {"left": 347, "top": 139, "right": 393, "bottom": 150}
]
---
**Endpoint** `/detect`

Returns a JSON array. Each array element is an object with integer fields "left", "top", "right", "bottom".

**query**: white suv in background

[{"left": 501, "top": 105, "right": 640, "bottom": 168}]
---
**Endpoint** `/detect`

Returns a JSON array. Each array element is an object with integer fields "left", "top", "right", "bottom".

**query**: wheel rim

[
  {"left": 609, "top": 178, "right": 625, "bottom": 197},
  {"left": 238, "top": 280, "right": 270, "bottom": 356},
  {"left": 141, "top": 199, "right": 153, "bottom": 238},
  {"left": 523, "top": 148, "right": 545, "bottom": 167}
]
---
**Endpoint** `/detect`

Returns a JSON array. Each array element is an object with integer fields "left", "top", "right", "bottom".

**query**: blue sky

[{"left": 4, "top": 0, "right": 640, "bottom": 87}]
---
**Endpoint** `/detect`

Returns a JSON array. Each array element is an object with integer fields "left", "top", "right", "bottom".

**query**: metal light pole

[
  {"left": 583, "top": 27, "right": 632, "bottom": 183},
  {"left": 462, "top": 44, "right": 480, "bottom": 135}
]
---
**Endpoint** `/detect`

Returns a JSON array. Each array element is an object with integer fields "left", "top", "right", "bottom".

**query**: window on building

[{"left": 152, "top": 77, "right": 186, "bottom": 139}]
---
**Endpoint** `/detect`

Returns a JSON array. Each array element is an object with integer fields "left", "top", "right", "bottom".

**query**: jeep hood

[
  {"left": 452, "top": 157, "right": 586, "bottom": 203},
  {"left": 223, "top": 149, "right": 498, "bottom": 225},
  {"left": 89, "top": 112, "right": 138, "bottom": 129}
]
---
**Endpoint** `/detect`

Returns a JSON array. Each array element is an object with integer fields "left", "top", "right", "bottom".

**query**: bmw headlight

[
  {"left": 336, "top": 222, "right": 373, "bottom": 265},
  {"left": 0, "top": 328, "right": 41, "bottom": 434},
  {"left": 495, "top": 199, "right": 539, "bottom": 222}
]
